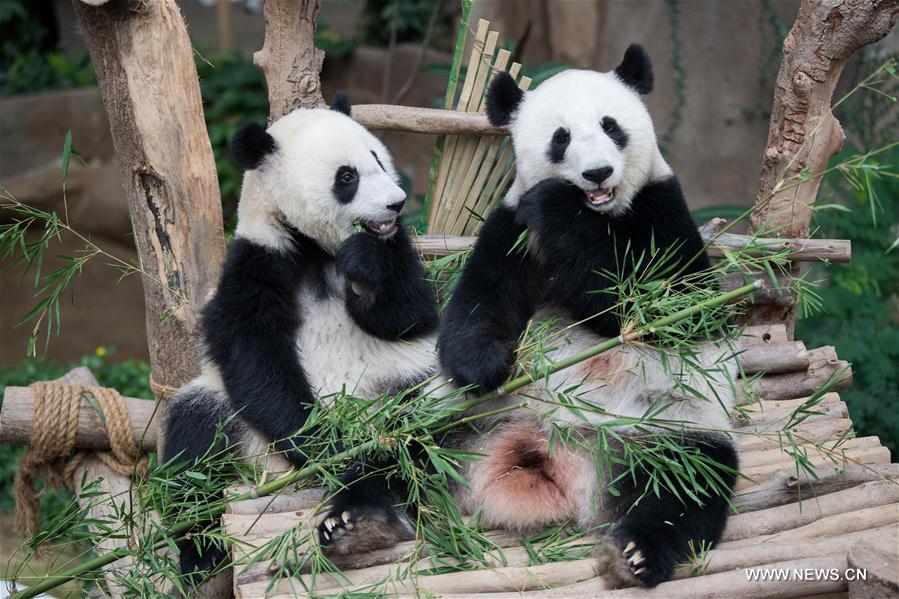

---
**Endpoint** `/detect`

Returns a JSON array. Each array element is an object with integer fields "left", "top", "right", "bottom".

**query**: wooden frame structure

[{"left": 2, "top": 0, "right": 897, "bottom": 597}]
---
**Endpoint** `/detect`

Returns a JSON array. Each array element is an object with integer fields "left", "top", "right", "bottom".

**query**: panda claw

[
  {"left": 341, "top": 511, "right": 351, "bottom": 523},
  {"left": 634, "top": 567, "right": 647, "bottom": 576},
  {"left": 623, "top": 541, "right": 636, "bottom": 556},
  {"left": 629, "top": 550, "right": 644, "bottom": 566},
  {"left": 322, "top": 530, "right": 330, "bottom": 541}
]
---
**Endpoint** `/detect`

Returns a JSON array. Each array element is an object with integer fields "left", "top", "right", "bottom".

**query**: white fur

[
  {"left": 503, "top": 69, "right": 672, "bottom": 216},
  {"left": 296, "top": 265, "right": 437, "bottom": 406},
  {"left": 236, "top": 108, "right": 406, "bottom": 252}
]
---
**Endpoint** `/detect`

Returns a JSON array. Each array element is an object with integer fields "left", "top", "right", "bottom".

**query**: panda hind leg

[
  {"left": 596, "top": 433, "right": 738, "bottom": 588},
  {"left": 318, "top": 461, "right": 415, "bottom": 556}
]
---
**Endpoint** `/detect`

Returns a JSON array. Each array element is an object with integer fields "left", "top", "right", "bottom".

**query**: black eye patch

[
  {"left": 371, "top": 150, "right": 386, "bottom": 172},
  {"left": 547, "top": 127, "right": 571, "bottom": 164},
  {"left": 333, "top": 165, "right": 359, "bottom": 204},
  {"left": 601, "top": 116, "right": 628, "bottom": 149}
]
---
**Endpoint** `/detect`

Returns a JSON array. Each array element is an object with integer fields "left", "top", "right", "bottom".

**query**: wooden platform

[{"left": 223, "top": 325, "right": 898, "bottom": 598}]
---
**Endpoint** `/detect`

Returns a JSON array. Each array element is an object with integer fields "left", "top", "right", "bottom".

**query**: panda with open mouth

[
  {"left": 437, "top": 45, "right": 741, "bottom": 589},
  {"left": 162, "top": 94, "right": 439, "bottom": 584}
]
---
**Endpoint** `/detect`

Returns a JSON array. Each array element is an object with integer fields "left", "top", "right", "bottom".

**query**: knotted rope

[{"left": 14, "top": 382, "right": 148, "bottom": 538}]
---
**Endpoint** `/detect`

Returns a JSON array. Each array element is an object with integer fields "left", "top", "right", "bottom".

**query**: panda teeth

[
  {"left": 364, "top": 217, "right": 398, "bottom": 236},
  {"left": 586, "top": 188, "right": 614, "bottom": 205}
]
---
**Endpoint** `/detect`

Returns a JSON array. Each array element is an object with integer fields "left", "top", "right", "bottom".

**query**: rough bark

[
  {"left": 748, "top": 0, "right": 899, "bottom": 332},
  {"left": 71, "top": 0, "right": 226, "bottom": 404},
  {"left": 255, "top": 0, "right": 326, "bottom": 122},
  {"left": 848, "top": 530, "right": 899, "bottom": 598}
]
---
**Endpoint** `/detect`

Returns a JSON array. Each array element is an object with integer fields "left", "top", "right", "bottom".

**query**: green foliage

[
  {"left": 0, "top": 0, "right": 94, "bottom": 95},
  {"left": 359, "top": 0, "right": 454, "bottom": 50},
  {"left": 797, "top": 147, "right": 899, "bottom": 455},
  {"left": 194, "top": 49, "right": 269, "bottom": 227},
  {"left": 0, "top": 349, "right": 151, "bottom": 511}
]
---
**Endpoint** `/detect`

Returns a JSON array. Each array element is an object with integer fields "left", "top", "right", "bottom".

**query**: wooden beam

[
  {"left": 353, "top": 104, "right": 504, "bottom": 136},
  {"left": 71, "top": 0, "right": 227, "bottom": 415},
  {"left": 411, "top": 233, "right": 851, "bottom": 262}
]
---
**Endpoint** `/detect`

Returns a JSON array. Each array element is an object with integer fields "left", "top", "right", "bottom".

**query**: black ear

[
  {"left": 231, "top": 122, "right": 277, "bottom": 171},
  {"left": 486, "top": 72, "right": 524, "bottom": 127},
  {"left": 330, "top": 91, "right": 352, "bottom": 116},
  {"left": 614, "top": 44, "right": 653, "bottom": 95}
]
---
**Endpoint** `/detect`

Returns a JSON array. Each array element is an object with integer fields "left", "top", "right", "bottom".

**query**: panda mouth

[
  {"left": 584, "top": 187, "right": 615, "bottom": 210},
  {"left": 362, "top": 217, "right": 398, "bottom": 237}
]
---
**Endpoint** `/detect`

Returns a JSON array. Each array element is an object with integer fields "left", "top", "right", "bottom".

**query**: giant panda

[
  {"left": 437, "top": 45, "right": 740, "bottom": 588},
  {"left": 162, "top": 95, "right": 439, "bottom": 582}
]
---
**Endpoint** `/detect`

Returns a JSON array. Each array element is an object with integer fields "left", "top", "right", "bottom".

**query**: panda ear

[
  {"left": 231, "top": 122, "right": 277, "bottom": 171},
  {"left": 330, "top": 91, "right": 352, "bottom": 116},
  {"left": 614, "top": 44, "right": 653, "bottom": 95},
  {"left": 486, "top": 72, "right": 524, "bottom": 127}
]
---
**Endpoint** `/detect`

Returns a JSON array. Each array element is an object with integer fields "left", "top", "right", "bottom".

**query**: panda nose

[
  {"left": 582, "top": 167, "right": 614, "bottom": 185},
  {"left": 386, "top": 199, "right": 406, "bottom": 214}
]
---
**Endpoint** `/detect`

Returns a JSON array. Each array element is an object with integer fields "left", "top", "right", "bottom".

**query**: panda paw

[
  {"left": 515, "top": 178, "right": 583, "bottom": 229},
  {"left": 336, "top": 232, "right": 388, "bottom": 286},
  {"left": 595, "top": 528, "right": 675, "bottom": 588},
  {"left": 318, "top": 504, "right": 414, "bottom": 556}
]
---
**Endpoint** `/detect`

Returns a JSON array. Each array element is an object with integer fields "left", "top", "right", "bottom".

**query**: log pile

[{"left": 215, "top": 325, "right": 894, "bottom": 598}]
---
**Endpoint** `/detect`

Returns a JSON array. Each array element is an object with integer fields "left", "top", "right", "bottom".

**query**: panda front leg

[
  {"left": 317, "top": 458, "right": 416, "bottom": 555},
  {"left": 596, "top": 432, "right": 738, "bottom": 588}
]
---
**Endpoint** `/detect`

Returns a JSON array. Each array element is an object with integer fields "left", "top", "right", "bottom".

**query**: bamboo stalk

[{"left": 10, "top": 283, "right": 764, "bottom": 599}]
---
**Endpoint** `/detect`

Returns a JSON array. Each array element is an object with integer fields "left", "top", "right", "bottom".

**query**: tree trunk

[
  {"left": 71, "top": 0, "right": 226, "bottom": 423},
  {"left": 747, "top": 0, "right": 898, "bottom": 334},
  {"left": 255, "top": 0, "right": 326, "bottom": 123}
]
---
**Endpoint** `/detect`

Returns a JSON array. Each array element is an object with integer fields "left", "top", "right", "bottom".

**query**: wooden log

[
  {"left": 736, "top": 401, "right": 848, "bottom": 430},
  {"left": 411, "top": 234, "right": 850, "bottom": 262},
  {"left": 255, "top": 0, "right": 325, "bottom": 122},
  {"left": 724, "top": 502, "right": 899, "bottom": 548},
  {"left": 738, "top": 436, "right": 879, "bottom": 469},
  {"left": 738, "top": 341, "right": 809, "bottom": 374},
  {"left": 723, "top": 480, "right": 899, "bottom": 541},
  {"left": 740, "top": 324, "right": 789, "bottom": 347},
  {"left": 675, "top": 524, "right": 896, "bottom": 580},
  {"left": 746, "top": 346, "right": 852, "bottom": 402},
  {"left": 736, "top": 392, "right": 843, "bottom": 427},
  {"left": 737, "top": 417, "right": 853, "bottom": 453},
  {"left": 721, "top": 272, "right": 795, "bottom": 306},
  {"left": 71, "top": 0, "right": 227, "bottom": 409},
  {"left": 736, "top": 445, "right": 892, "bottom": 492},
  {"left": 0, "top": 380, "right": 158, "bottom": 450},
  {"left": 353, "top": 104, "right": 503, "bottom": 136},
  {"left": 225, "top": 486, "right": 325, "bottom": 515},
  {"left": 847, "top": 529, "right": 899, "bottom": 598},
  {"left": 428, "top": 552, "right": 851, "bottom": 598},
  {"left": 747, "top": 0, "right": 896, "bottom": 333}
]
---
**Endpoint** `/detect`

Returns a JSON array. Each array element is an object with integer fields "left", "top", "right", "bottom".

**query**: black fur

[
  {"left": 604, "top": 433, "right": 738, "bottom": 587},
  {"left": 162, "top": 387, "right": 238, "bottom": 584},
  {"left": 336, "top": 226, "right": 439, "bottom": 340},
  {"left": 547, "top": 127, "right": 571, "bottom": 163},
  {"left": 601, "top": 116, "right": 629, "bottom": 149},
  {"left": 333, "top": 165, "right": 360, "bottom": 204},
  {"left": 614, "top": 44, "right": 654, "bottom": 95},
  {"left": 486, "top": 71, "right": 525, "bottom": 127},
  {"left": 231, "top": 122, "right": 277, "bottom": 171},
  {"left": 331, "top": 91, "right": 352, "bottom": 116},
  {"left": 440, "top": 175, "right": 710, "bottom": 390},
  {"left": 202, "top": 232, "right": 332, "bottom": 467},
  {"left": 515, "top": 176, "right": 710, "bottom": 338},
  {"left": 439, "top": 205, "right": 541, "bottom": 392}
]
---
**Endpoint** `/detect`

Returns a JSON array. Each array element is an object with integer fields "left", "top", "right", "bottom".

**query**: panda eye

[
  {"left": 552, "top": 128, "right": 570, "bottom": 144},
  {"left": 337, "top": 166, "right": 357, "bottom": 185},
  {"left": 601, "top": 117, "right": 619, "bottom": 134}
]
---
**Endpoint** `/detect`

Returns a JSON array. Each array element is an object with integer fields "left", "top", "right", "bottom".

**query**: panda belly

[
  {"left": 457, "top": 310, "right": 738, "bottom": 531},
  {"left": 296, "top": 292, "right": 437, "bottom": 404},
  {"left": 520, "top": 310, "right": 737, "bottom": 430}
]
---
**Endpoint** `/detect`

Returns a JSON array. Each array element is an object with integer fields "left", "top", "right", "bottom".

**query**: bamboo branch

[{"left": 8, "top": 283, "right": 763, "bottom": 599}]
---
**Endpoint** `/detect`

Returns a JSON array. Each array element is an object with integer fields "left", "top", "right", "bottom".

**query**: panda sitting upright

[
  {"left": 163, "top": 95, "right": 438, "bottom": 581},
  {"left": 438, "top": 45, "right": 739, "bottom": 588}
]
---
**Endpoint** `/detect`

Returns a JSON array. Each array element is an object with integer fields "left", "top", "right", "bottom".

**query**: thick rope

[{"left": 14, "top": 382, "right": 148, "bottom": 538}]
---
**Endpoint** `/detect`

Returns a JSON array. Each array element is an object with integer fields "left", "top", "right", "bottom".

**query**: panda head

[
  {"left": 487, "top": 44, "right": 667, "bottom": 216},
  {"left": 231, "top": 93, "right": 406, "bottom": 251}
]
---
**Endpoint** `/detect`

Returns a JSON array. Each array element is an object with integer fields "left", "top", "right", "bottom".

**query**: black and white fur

[
  {"left": 439, "top": 45, "right": 739, "bottom": 588},
  {"left": 162, "top": 95, "right": 438, "bottom": 583}
]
